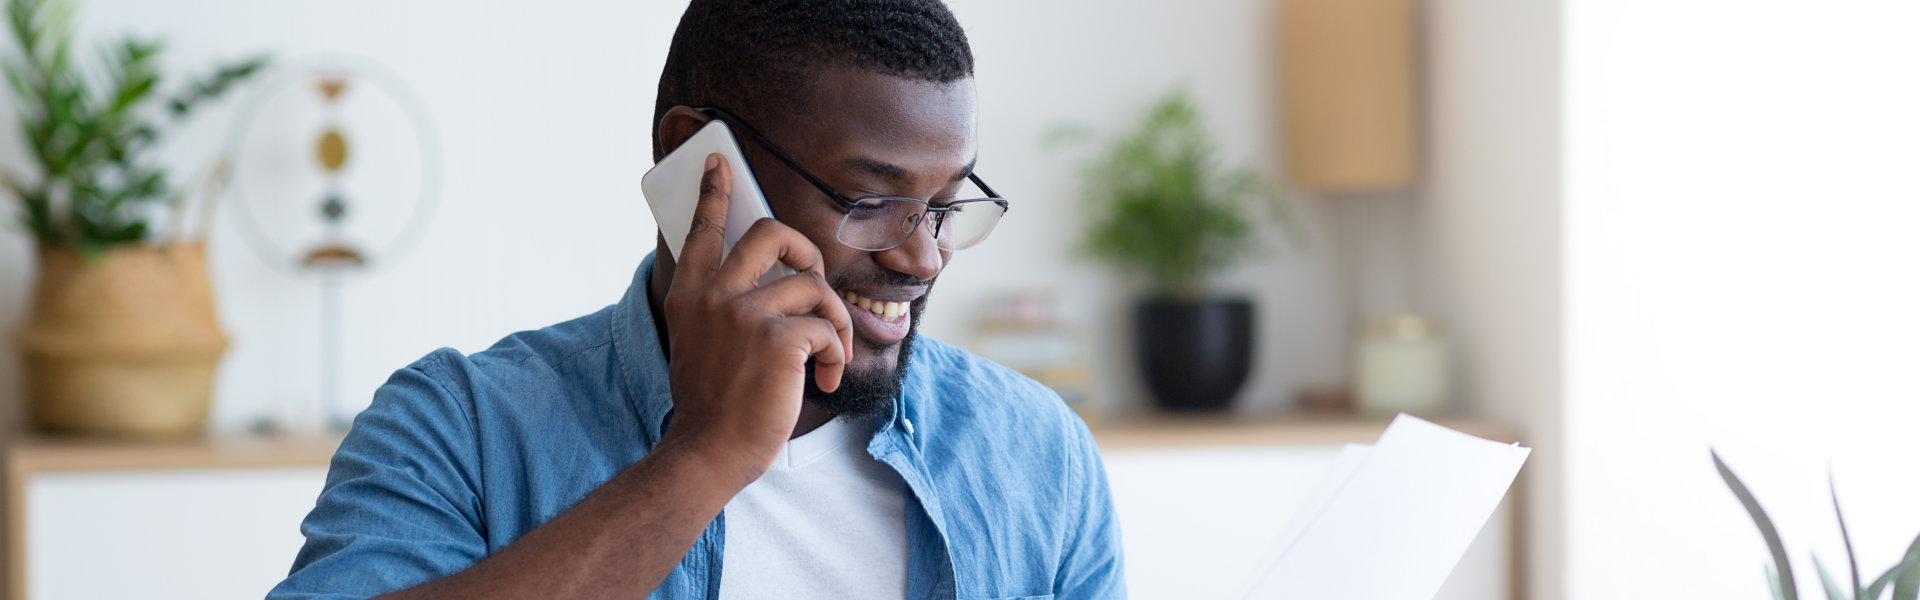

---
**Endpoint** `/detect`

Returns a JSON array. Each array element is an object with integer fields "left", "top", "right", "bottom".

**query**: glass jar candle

[{"left": 1354, "top": 313, "right": 1449, "bottom": 418}]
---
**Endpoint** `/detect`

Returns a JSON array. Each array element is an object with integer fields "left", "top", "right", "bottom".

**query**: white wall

[
  {"left": 1563, "top": 1, "right": 1920, "bottom": 598},
  {"left": 0, "top": 0, "right": 1346, "bottom": 434},
  {"left": 1, "top": 0, "right": 677, "bottom": 433},
  {"left": 946, "top": 0, "right": 1348, "bottom": 418},
  {"left": 1421, "top": 1, "right": 1565, "bottom": 598}
]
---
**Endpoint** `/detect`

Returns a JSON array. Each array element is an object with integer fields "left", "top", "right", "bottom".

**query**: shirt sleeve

[
  {"left": 268, "top": 353, "right": 489, "bottom": 600},
  {"left": 1053, "top": 412, "right": 1128, "bottom": 599}
]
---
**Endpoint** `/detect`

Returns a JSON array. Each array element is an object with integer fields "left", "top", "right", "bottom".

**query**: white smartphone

[{"left": 641, "top": 119, "right": 792, "bottom": 285}]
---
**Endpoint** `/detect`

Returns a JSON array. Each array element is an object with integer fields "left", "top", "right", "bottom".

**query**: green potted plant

[
  {"left": 1714, "top": 449, "right": 1920, "bottom": 599},
  {"left": 1062, "top": 89, "right": 1287, "bottom": 411},
  {"left": 4, "top": 0, "right": 264, "bottom": 436}
]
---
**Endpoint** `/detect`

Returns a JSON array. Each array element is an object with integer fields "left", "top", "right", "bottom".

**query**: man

[{"left": 268, "top": 1, "right": 1125, "bottom": 599}]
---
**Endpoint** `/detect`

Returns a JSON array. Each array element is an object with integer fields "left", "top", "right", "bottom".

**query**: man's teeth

[{"left": 842, "top": 290, "right": 909, "bottom": 321}]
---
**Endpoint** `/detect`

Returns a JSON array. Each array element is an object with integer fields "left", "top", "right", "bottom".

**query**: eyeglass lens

[{"left": 836, "top": 198, "right": 1006, "bottom": 252}]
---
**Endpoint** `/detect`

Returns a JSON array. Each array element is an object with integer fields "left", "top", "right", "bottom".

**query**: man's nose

[{"left": 873, "top": 216, "right": 945, "bottom": 281}]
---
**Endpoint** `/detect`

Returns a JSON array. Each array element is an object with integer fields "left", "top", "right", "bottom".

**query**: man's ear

[{"left": 655, "top": 106, "right": 714, "bottom": 162}]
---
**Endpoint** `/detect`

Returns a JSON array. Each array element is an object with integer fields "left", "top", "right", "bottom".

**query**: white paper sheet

[{"left": 1242, "top": 414, "right": 1530, "bottom": 600}]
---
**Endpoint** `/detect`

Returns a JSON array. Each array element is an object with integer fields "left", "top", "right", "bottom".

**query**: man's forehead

[
  {"left": 834, "top": 154, "right": 978, "bottom": 186},
  {"left": 777, "top": 67, "right": 978, "bottom": 184}
]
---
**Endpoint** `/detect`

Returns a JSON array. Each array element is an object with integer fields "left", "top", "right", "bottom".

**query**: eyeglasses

[{"left": 697, "top": 107, "right": 1008, "bottom": 252}]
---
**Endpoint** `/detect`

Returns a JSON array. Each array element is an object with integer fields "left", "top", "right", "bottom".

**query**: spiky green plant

[
  {"left": 1, "top": 0, "right": 265, "bottom": 256},
  {"left": 1714, "top": 449, "right": 1920, "bottom": 599},
  {"left": 1059, "top": 89, "right": 1288, "bottom": 301}
]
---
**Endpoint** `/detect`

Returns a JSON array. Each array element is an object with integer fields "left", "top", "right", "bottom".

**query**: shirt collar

[{"left": 611, "top": 252, "right": 676, "bottom": 447}]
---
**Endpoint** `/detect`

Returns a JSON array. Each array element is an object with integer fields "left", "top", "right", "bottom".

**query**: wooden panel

[{"left": 1282, "top": 0, "right": 1418, "bottom": 192}]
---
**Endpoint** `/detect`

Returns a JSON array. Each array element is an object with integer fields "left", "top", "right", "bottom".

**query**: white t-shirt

[{"left": 716, "top": 416, "right": 908, "bottom": 599}]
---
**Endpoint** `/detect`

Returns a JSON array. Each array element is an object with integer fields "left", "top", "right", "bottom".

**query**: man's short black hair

[{"left": 652, "top": 0, "right": 976, "bottom": 160}]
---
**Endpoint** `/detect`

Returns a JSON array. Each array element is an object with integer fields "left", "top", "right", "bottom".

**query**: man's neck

[{"left": 647, "top": 241, "right": 834, "bottom": 440}]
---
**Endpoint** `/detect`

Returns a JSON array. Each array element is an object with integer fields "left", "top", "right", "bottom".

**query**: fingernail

[{"left": 704, "top": 154, "right": 720, "bottom": 172}]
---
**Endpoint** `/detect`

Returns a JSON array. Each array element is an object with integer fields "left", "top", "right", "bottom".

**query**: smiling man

[{"left": 268, "top": 1, "right": 1125, "bottom": 599}]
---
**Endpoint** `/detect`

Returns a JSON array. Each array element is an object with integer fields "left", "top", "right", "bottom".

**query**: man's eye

[{"left": 847, "top": 199, "right": 889, "bottom": 220}]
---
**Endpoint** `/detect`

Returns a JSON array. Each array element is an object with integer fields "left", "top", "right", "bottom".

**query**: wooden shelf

[
  {"left": 7, "top": 432, "right": 344, "bottom": 475},
  {"left": 1091, "top": 414, "right": 1517, "bottom": 450},
  {"left": 2, "top": 417, "right": 1519, "bottom": 472}
]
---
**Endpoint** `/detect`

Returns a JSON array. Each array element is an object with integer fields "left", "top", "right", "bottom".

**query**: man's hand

[
  {"left": 367, "top": 154, "right": 853, "bottom": 600},
  {"left": 656, "top": 153, "right": 855, "bottom": 489}
]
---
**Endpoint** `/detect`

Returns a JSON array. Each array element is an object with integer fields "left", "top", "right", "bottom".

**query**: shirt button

[{"left": 903, "top": 418, "right": 915, "bottom": 435}]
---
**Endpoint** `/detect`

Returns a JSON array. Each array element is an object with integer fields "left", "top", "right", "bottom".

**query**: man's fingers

[
  {"left": 752, "top": 272, "right": 855, "bottom": 393},
  {"left": 677, "top": 153, "right": 732, "bottom": 283},
  {"left": 747, "top": 272, "right": 856, "bottom": 366},
  {"left": 777, "top": 316, "right": 848, "bottom": 393},
  {"left": 715, "top": 218, "right": 828, "bottom": 293}
]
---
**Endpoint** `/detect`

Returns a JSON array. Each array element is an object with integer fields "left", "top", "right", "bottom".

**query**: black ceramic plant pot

[{"left": 1135, "top": 297, "right": 1254, "bottom": 412}]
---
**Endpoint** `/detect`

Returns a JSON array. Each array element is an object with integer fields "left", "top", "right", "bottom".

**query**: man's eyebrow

[
  {"left": 950, "top": 156, "right": 978, "bottom": 183},
  {"left": 836, "top": 155, "right": 979, "bottom": 185},
  {"left": 838, "top": 156, "right": 910, "bottom": 184}
]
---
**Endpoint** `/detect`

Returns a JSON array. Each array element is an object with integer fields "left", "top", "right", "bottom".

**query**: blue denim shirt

[{"left": 269, "top": 254, "right": 1125, "bottom": 600}]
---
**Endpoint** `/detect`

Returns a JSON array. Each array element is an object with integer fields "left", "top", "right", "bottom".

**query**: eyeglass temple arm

[
  {"left": 700, "top": 107, "right": 1005, "bottom": 211},
  {"left": 696, "top": 107, "right": 862, "bottom": 208},
  {"left": 967, "top": 173, "right": 1001, "bottom": 202}
]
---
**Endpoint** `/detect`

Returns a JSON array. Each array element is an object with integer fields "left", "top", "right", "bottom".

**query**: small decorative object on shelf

[
  {"left": 971, "top": 292, "right": 1097, "bottom": 422},
  {"left": 1353, "top": 312, "right": 1449, "bottom": 418},
  {"left": 1295, "top": 386, "right": 1353, "bottom": 416},
  {"left": 4, "top": 0, "right": 266, "bottom": 437},
  {"left": 1055, "top": 89, "right": 1292, "bottom": 412},
  {"left": 224, "top": 55, "right": 440, "bottom": 432},
  {"left": 1712, "top": 450, "right": 1920, "bottom": 600}
]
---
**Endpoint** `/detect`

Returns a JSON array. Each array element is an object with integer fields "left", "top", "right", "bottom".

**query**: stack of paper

[{"left": 1243, "top": 415, "right": 1531, "bottom": 599}]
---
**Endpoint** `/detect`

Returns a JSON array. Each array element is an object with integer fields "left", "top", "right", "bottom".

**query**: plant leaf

[
  {"left": 1892, "top": 532, "right": 1920, "bottom": 600},
  {"left": 1066, "top": 87, "right": 1283, "bottom": 298},
  {"left": 166, "top": 52, "right": 267, "bottom": 118},
  {"left": 1821, "top": 554, "right": 1855, "bottom": 600},
  {"left": 1867, "top": 561, "right": 1907, "bottom": 600},
  {"left": 1776, "top": 563, "right": 1794, "bottom": 600},
  {"left": 2, "top": 59, "right": 29, "bottom": 101},
  {"left": 1714, "top": 449, "right": 1798, "bottom": 600},
  {"left": 1834, "top": 472, "right": 1864, "bottom": 596}
]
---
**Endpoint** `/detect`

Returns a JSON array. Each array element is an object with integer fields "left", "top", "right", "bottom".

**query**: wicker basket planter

[{"left": 15, "top": 243, "right": 229, "bottom": 437}]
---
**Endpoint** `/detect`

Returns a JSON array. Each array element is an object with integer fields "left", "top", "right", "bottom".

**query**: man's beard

[{"left": 802, "top": 297, "right": 926, "bottom": 421}]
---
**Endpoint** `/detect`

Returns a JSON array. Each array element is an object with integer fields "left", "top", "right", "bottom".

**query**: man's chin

[
  {"left": 805, "top": 322, "right": 919, "bottom": 420},
  {"left": 802, "top": 357, "right": 905, "bottom": 421}
]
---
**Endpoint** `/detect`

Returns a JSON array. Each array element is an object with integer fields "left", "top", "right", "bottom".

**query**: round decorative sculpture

[
  {"left": 224, "top": 55, "right": 440, "bottom": 429},
  {"left": 227, "top": 58, "right": 438, "bottom": 276}
]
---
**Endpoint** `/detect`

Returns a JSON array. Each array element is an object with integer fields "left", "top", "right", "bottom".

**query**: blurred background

[{"left": 2, "top": 0, "right": 1919, "bottom": 599}]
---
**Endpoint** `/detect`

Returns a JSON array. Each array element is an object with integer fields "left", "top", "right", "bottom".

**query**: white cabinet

[
  {"left": 6, "top": 419, "right": 1517, "bottom": 600},
  {"left": 4, "top": 435, "right": 340, "bottom": 600},
  {"left": 1094, "top": 418, "right": 1516, "bottom": 600},
  {"left": 26, "top": 467, "right": 327, "bottom": 600}
]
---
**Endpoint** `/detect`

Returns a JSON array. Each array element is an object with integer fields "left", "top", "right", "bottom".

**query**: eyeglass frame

[{"left": 694, "top": 106, "right": 1008, "bottom": 251}]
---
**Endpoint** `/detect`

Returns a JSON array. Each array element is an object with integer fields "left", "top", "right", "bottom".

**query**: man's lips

[{"left": 838, "top": 289, "right": 918, "bottom": 345}]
